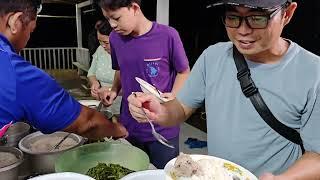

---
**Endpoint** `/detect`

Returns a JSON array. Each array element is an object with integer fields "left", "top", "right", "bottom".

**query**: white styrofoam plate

[
  {"left": 164, "top": 154, "right": 258, "bottom": 180},
  {"left": 78, "top": 100, "right": 100, "bottom": 108},
  {"left": 121, "top": 170, "right": 165, "bottom": 180},
  {"left": 28, "top": 172, "right": 95, "bottom": 180}
]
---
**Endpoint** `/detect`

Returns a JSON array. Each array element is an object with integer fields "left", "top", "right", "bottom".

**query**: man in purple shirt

[{"left": 97, "top": 0, "right": 190, "bottom": 168}]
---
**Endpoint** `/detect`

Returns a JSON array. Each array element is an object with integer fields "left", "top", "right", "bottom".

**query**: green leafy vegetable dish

[{"left": 86, "top": 163, "right": 135, "bottom": 180}]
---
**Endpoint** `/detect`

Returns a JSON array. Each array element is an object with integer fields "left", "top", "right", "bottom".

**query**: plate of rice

[{"left": 164, "top": 153, "right": 257, "bottom": 180}]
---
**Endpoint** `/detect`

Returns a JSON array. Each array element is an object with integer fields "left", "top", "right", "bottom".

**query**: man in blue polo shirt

[{"left": 0, "top": 0, "right": 127, "bottom": 139}]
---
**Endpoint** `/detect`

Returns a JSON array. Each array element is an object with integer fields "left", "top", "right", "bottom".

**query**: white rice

[
  {"left": 0, "top": 152, "right": 19, "bottom": 168},
  {"left": 29, "top": 136, "right": 77, "bottom": 153},
  {"left": 171, "top": 154, "right": 233, "bottom": 180}
]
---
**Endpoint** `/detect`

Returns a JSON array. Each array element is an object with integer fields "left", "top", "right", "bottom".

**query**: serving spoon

[{"left": 51, "top": 133, "right": 71, "bottom": 151}]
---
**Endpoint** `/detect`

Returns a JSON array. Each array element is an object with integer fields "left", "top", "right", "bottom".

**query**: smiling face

[
  {"left": 101, "top": 3, "right": 139, "bottom": 36},
  {"left": 224, "top": 3, "right": 296, "bottom": 60}
]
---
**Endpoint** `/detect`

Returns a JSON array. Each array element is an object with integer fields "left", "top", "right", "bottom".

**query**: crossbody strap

[{"left": 232, "top": 46, "right": 305, "bottom": 153}]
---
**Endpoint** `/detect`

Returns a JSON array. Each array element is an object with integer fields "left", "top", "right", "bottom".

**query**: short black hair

[
  {"left": 0, "top": 0, "right": 40, "bottom": 24},
  {"left": 98, "top": 0, "right": 141, "bottom": 11},
  {"left": 95, "top": 20, "right": 112, "bottom": 35}
]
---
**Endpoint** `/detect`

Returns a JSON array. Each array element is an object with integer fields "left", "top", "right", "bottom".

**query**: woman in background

[{"left": 87, "top": 20, "right": 121, "bottom": 114}]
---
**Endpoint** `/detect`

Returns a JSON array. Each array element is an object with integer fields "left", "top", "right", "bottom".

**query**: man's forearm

[
  {"left": 64, "top": 106, "right": 124, "bottom": 139},
  {"left": 157, "top": 99, "right": 195, "bottom": 126},
  {"left": 111, "top": 70, "right": 122, "bottom": 94},
  {"left": 88, "top": 76, "right": 99, "bottom": 86},
  {"left": 171, "top": 69, "right": 190, "bottom": 95},
  {"left": 277, "top": 151, "right": 320, "bottom": 179},
  {"left": 80, "top": 112, "right": 119, "bottom": 139}
]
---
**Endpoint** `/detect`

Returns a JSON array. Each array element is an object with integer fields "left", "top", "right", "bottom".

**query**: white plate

[
  {"left": 121, "top": 170, "right": 165, "bottom": 180},
  {"left": 135, "top": 77, "right": 169, "bottom": 103},
  {"left": 164, "top": 154, "right": 258, "bottom": 180},
  {"left": 28, "top": 172, "right": 95, "bottom": 180},
  {"left": 78, "top": 100, "right": 100, "bottom": 108}
]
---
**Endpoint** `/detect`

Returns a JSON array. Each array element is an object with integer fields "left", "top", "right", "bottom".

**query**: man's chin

[
  {"left": 238, "top": 49, "right": 257, "bottom": 55},
  {"left": 116, "top": 30, "right": 130, "bottom": 36}
]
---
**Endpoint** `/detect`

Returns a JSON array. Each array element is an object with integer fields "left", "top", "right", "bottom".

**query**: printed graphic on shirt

[{"left": 144, "top": 58, "right": 161, "bottom": 78}]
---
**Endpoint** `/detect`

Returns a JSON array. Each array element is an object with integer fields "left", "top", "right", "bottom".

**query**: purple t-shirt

[{"left": 110, "top": 22, "right": 189, "bottom": 142}]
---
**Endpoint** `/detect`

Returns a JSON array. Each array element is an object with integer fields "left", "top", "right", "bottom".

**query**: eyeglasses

[
  {"left": 99, "top": 40, "right": 110, "bottom": 46},
  {"left": 222, "top": 6, "right": 283, "bottom": 29}
]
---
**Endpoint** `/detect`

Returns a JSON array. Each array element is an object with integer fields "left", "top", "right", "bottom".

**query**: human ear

[
  {"left": 131, "top": 2, "right": 141, "bottom": 16},
  {"left": 283, "top": 2, "right": 297, "bottom": 26},
  {"left": 7, "top": 12, "right": 23, "bottom": 34}
]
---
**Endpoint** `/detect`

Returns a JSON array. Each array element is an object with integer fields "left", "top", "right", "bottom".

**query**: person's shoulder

[
  {"left": 3, "top": 51, "right": 55, "bottom": 94},
  {"left": 290, "top": 42, "right": 320, "bottom": 77},
  {"left": 154, "top": 22, "right": 179, "bottom": 37},
  {"left": 0, "top": 49, "right": 24, "bottom": 70},
  {"left": 9, "top": 52, "right": 51, "bottom": 82},
  {"left": 156, "top": 23, "right": 176, "bottom": 32},
  {"left": 0, "top": 49, "right": 17, "bottom": 85},
  {"left": 292, "top": 42, "right": 320, "bottom": 67},
  {"left": 194, "top": 42, "right": 232, "bottom": 67},
  {"left": 203, "top": 41, "right": 233, "bottom": 56},
  {"left": 294, "top": 43, "right": 320, "bottom": 62},
  {"left": 92, "top": 45, "right": 103, "bottom": 57},
  {"left": 0, "top": 48, "right": 12, "bottom": 61},
  {"left": 96, "top": 45, "right": 105, "bottom": 53}
]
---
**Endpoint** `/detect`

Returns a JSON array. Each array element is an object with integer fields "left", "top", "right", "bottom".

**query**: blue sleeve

[
  {"left": 176, "top": 50, "right": 206, "bottom": 109},
  {"left": 14, "top": 55, "right": 81, "bottom": 134}
]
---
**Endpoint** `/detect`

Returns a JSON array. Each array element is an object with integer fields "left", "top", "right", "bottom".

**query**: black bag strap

[{"left": 232, "top": 46, "right": 305, "bottom": 153}]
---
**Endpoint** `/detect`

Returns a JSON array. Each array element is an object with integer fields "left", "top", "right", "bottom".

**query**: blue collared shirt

[{"left": 0, "top": 33, "right": 81, "bottom": 133}]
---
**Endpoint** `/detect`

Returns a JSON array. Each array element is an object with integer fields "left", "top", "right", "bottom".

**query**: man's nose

[
  {"left": 237, "top": 19, "right": 253, "bottom": 35},
  {"left": 108, "top": 20, "right": 117, "bottom": 29}
]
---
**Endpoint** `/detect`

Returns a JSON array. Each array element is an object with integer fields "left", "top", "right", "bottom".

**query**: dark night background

[{"left": 28, "top": 0, "right": 320, "bottom": 67}]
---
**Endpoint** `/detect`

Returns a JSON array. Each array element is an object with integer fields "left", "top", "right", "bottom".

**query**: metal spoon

[
  {"left": 132, "top": 92, "right": 174, "bottom": 149},
  {"left": 51, "top": 133, "right": 71, "bottom": 151},
  {"left": 96, "top": 101, "right": 103, "bottom": 112}
]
